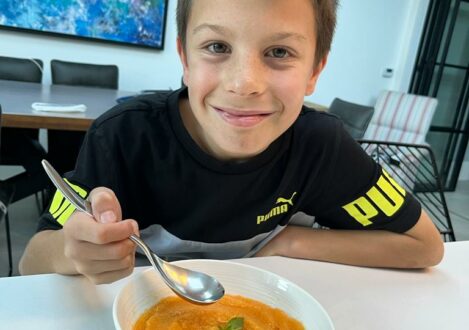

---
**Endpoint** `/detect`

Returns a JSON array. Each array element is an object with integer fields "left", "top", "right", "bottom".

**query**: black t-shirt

[{"left": 38, "top": 88, "right": 421, "bottom": 259}]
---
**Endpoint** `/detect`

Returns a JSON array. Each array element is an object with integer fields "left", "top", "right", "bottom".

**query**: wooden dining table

[
  {"left": 0, "top": 79, "right": 135, "bottom": 131},
  {"left": 0, "top": 241, "right": 467, "bottom": 330},
  {"left": 0, "top": 79, "right": 137, "bottom": 203}
]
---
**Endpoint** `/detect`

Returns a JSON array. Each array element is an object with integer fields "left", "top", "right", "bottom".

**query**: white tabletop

[{"left": 0, "top": 241, "right": 468, "bottom": 330}]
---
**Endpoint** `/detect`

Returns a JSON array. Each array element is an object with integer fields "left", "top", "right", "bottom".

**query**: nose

[{"left": 224, "top": 53, "right": 266, "bottom": 96}]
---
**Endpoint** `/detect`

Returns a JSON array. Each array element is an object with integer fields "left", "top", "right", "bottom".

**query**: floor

[{"left": 1, "top": 177, "right": 468, "bottom": 277}]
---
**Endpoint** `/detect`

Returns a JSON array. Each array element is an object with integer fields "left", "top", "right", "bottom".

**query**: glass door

[{"left": 410, "top": 0, "right": 469, "bottom": 190}]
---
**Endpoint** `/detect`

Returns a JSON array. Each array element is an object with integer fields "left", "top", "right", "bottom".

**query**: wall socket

[{"left": 382, "top": 68, "right": 394, "bottom": 78}]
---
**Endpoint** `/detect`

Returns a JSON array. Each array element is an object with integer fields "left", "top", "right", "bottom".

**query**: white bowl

[{"left": 113, "top": 259, "right": 334, "bottom": 330}]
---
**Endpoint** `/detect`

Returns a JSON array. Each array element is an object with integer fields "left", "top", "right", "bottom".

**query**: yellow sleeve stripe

[
  {"left": 49, "top": 189, "right": 66, "bottom": 215},
  {"left": 48, "top": 179, "right": 88, "bottom": 226},
  {"left": 52, "top": 198, "right": 72, "bottom": 219},
  {"left": 57, "top": 204, "right": 76, "bottom": 225}
]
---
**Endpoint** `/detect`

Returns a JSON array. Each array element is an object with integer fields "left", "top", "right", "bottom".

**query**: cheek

[
  {"left": 270, "top": 71, "right": 308, "bottom": 106},
  {"left": 187, "top": 61, "right": 219, "bottom": 94}
]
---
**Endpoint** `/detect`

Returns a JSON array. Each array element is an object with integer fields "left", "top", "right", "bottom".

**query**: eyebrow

[
  {"left": 192, "top": 24, "right": 232, "bottom": 36},
  {"left": 192, "top": 24, "right": 307, "bottom": 42},
  {"left": 268, "top": 32, "right": 308, "bottom": 42}
]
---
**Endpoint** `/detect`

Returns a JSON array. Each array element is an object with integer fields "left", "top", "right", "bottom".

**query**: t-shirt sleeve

[
  {"left": 36, "top": 210, "right": 63, "bottom": 232},
  {"left": 311, "top": 124, "right": 421, "bottom": 233},
  {"left": 36, "top": 124, "right": 115, "bottom": 232}
]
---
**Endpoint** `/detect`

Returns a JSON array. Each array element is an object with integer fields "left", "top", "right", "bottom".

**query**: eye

[
  {"left": 266, "top": 47, "right": 290, "bottom": 58},
  {"left": 206, "top": 42, "right": 230, "bottom": 54}
]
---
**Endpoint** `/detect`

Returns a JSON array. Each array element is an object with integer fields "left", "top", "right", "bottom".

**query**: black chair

[
  {"left": 48, "top": 60, "right": 119, "bottom": 176},
  {"left": 0, "top": 56, "right": 48, "bottom": 209},
  {"left": 0, "top": 105, "right": 15, "bottom": 276},
  {"left": 0, "top": 56, "right": 43, "bottom": 147},
  {"left": 0, "top": 55, "right": 44, "bottom": 152},
  {"left": 0, "top": 55, "right": 43, "bottom": 83},
  {"left": 0, "top": 185, "right": 13, "bottom": 277},
  {"left": 51, "top": 59, "right": 119, "bottom": 89},
  {"left": 329, "top": 98, "right": 374, "bottom": 139},
  {"left": 360, "top": 140, "right": 456, "bottom": 242}
]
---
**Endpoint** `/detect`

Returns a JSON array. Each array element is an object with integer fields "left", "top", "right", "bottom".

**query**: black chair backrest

[
  {"left": 359, "top": 140, "right": 456, "bottom": 242},
  {"left": 0, "top": 104, "right": 2, "bottom": 148},
  {"left": 329, "top": 98, "right": 374, "bottom": 139},
  {"left": 0, "top": 57, "right": 41, "bottom": 144},
  {"left": 0, "top": 56, "right": 43, "bottom": 83},
  {"left": 51, "top": 59, "right": 119, "bottom": 89}
]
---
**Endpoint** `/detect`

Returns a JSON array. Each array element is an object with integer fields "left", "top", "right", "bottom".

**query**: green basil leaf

[{"left": 219, "top": 317, "right": 244, "bottom": 330}]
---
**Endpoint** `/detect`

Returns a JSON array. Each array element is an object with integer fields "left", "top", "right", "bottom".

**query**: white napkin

[{"left": 32, "top": 102, "right": 87, "bottom": 112}]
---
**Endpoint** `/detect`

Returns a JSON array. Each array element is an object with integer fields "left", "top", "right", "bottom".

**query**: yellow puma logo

[
  {"left": 257, "top": 192, "right": 298, "bottom": 225},
  {"left": 276, "top": 192, "right": 297, "bottom": 206}
]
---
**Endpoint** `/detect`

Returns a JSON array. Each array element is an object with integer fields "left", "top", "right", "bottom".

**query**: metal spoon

[{"left": 41, "top": 159, "right": 224, "bottom": 304}]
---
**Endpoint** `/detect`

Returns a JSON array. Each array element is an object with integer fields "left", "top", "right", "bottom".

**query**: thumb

[{"left": 88, "top": 187, "right": 122, "bottom": 224}]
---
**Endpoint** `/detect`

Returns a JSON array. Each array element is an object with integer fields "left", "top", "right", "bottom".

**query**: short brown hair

[{"left": 176, "top": 0, "right": 338, "bottom": 68}]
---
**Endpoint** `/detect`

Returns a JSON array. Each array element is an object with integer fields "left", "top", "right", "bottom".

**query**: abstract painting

[{"left": 0, "top": 0, "right": 168, "bottom": 49}]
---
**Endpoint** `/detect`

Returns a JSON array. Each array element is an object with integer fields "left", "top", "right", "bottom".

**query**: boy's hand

[{"left": 62, "top": 187, "right": 139, "bottom": 284}]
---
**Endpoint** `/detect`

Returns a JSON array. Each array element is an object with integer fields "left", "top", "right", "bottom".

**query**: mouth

[{"left": 213, "top": 107, "right": 273, "bottom": 128}]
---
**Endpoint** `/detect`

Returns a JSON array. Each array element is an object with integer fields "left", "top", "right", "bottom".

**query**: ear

[
  {"left": 177, "top": 37, "right": 189, "bottom": 86},
  {"left": 305, "top": 54, "right": 328, "bottom": 96}
]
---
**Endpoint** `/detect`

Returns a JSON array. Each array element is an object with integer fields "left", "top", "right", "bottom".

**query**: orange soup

[{"left": 133, "top": 294, "right": 305, "bottom": 330}]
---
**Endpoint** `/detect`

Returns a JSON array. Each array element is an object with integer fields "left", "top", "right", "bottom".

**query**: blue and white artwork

[{"left": 0, "top": 0, "right": 168, "bottom": 49}]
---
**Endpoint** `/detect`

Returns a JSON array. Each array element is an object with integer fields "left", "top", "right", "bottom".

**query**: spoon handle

[{"left": 41, "top": 159, "right": 93, "bottom": 217}]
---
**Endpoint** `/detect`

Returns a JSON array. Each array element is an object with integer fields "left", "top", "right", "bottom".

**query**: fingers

[
  {"left": 88, "top": 187, "right": 122, "bottom": 224},
  {"left": 76, "top": 255, "right": 135, "bottom": 277},
  {"left": 63, "top": 217, "right": 138, "bottom": 284},
  {"left": 86, "top": 267, "right": 135, "bottom": 285},
  {"left": 64, "top": 235, "right": 136, "bottom": 261},
  {"left": 60, "top": 186, "right": 140, "bottom": 284},
  {"left": 66, "top": 216, "right": 138, "bottom": 244}
]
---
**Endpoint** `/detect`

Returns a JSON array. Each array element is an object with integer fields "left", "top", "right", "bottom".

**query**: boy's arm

[
  {"left": 255, "top": 209, "right": 444, "bottom": 268},
  {"left": 19, "top": 229, "right": 78, "bottom": 275}
]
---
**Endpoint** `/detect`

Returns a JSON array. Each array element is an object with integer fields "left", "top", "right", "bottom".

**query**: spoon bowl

[
  {"left": 41, "top": 159, "right": 224, "bottom": 304},
  {"left": 127, "top": 235, "right": 224, "bottom": 304}
]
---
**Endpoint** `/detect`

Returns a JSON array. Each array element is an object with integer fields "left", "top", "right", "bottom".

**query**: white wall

[
  {"left": 0, "top": 0, "right": 182, "bottom": 92},
  {"left": 307, "top": 0, "right": 430, "bottom": 107}
]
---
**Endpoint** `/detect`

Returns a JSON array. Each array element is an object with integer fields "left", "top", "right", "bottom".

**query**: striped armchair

[
  {"left": 363, "top": 90, "right": 437, "bottom": 144},
  {"left": 361, "top": 91, "right": 438, "bottom": 192}
]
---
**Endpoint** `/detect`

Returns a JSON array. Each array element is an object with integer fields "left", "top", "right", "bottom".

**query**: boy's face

[{"left": 178, "top": 0, "right": 326, "bottom": 161}]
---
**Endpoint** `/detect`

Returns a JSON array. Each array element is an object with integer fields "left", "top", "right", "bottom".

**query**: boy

[{"left": 20, "top": 0, "right": 443, "bottom": 284}]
